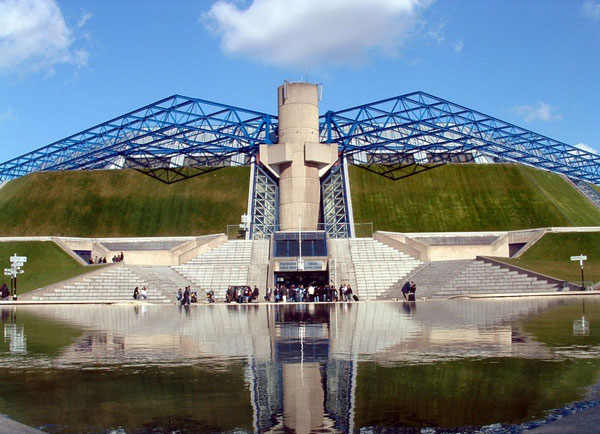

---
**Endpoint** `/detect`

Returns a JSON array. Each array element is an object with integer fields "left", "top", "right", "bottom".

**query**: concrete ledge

[
  {"left": 374, "top": 231, "right": 426, "bottom": 261},
  {"left": 0, "top": 415, "right": 45, "bottom": 434},
  {"left": 448, "top": 290, "right": 600, "bottom": 299},
  {"left": 0, "top": 300, "right": 172, "bottom": 305},
  {"left": 2, "top": 294, "right": 600, "bottom": 306}
]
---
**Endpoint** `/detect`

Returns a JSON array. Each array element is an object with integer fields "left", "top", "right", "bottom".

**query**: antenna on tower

[
  {"left": 318, "top": 83, "right": 323, "bottom": 102},
  {"left": 305, "top": 66, "right": 309, "bottom": 83}
]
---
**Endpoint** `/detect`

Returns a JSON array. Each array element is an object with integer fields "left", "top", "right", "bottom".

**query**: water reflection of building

[
  {"left": 1, "top": 308, "right": 26, "bottom": 354},
  {"left": 14, "top": 298, "right": 570, "bottom": 432},
  {"left": 250, "top": 304, "right": 356, "bottom": 433}
]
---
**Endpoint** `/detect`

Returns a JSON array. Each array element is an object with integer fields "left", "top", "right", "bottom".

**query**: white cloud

[
  {"left": 454, "top": 40, "right": 463, "bottom": 53},
  {"left": 583, "top": 1, "right": 600, "bottom": 20},
  {"left": 575, "top": 142, "right": 598, "bottom": 154},
  {"left": 0, "top": 0, "right": 88, "bottom": 73},
  {"left": 0, "top": 108, "right": 16, "bottom": 124},
  {"left": 203, "top": 0, "right": 431, "bottom": 68},
  {"left": 513, "top": 102, "right": 562, "bottom": 123},
  {"left": 77, "top": 12, "right": 92, "bottom": 28}
]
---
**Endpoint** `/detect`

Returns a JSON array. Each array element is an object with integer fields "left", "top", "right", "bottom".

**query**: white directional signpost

[
  {"left": 570, "top": 254, "right": 587, "bottom": 291},
  {"left": 7, "top": 254, "right": 27, "bottom": 300}
]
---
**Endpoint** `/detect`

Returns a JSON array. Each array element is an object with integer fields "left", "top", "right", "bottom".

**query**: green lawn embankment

[
  {"left": 0, "top": 241, "right": 96, "bottom": 294},
  {"left": 0, "top": 168, "right": 249, "bottom": 237},
  {"left": 499, "top": 232, "right": 600, "bottom": 284},
  {"left": 349, "top": 164, "right": 600, "bottom": 232}
]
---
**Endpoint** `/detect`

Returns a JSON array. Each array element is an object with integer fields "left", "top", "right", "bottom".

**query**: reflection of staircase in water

[{"left": 21, "top": 299, "right": 567, "bottom": 432}]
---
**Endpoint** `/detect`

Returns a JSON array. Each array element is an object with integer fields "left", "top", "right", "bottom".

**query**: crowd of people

[
  {"left": 225, "top": 286, "right": 260, "bottom": 303},
  {"left": 88, "top": 252, "right": 124, "bottom": 264},
  {"left": 221, "top": 283, "right": 357, "bottom": 304},
  {"left": 176, "top": 286, "right": 198, "bottom": 305},
  {"left": 131, "top": 281, "right": 416, "bottom": 305},
  {"left": 268, "top": 283, "right": 355, "bottom": 303}
]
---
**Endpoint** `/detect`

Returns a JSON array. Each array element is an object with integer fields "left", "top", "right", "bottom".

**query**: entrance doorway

[{"left": 274, "top": 271, "right": 329, "bottom": 288}]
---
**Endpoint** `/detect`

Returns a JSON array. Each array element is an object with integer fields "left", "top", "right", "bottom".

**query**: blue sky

[{"left": 0, "top": 0, "right": 600, "bottom": 162}]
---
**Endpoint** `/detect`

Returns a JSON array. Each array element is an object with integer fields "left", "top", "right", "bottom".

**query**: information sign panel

[
  {"left": 304, "top": 260, "right": 324, "bottom": 271},
  {"left": 279, "top": 261, "right": 298, "bottom": 272},
  {"left": 571, "top": 255, "right": 588, "bottom": 261}
]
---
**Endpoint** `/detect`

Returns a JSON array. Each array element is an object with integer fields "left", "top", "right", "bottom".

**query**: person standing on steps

[
  {"left": 401, "top": 281, "right": 411, "bottom": 301},
  {"left": 182, "top": 286, "right": 190, "bottom": 305},
  {"left": 408, "top": 282, "right": 417, "bottom": 301},
  {"left": 253, "top": 285, "right": 259, "bottom": 302}
]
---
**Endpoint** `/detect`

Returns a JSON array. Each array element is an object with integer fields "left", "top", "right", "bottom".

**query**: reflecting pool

[{"left": 1, "top": 298, "right": 600, "bottom": 433}]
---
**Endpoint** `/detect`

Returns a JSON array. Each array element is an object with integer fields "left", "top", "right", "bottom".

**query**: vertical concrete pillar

[
  {"left": 260, "top": 82, "right": 338, "bottom": 231},
  {"left": 278, "top": 83, "right": 320, "bottom": 231}
]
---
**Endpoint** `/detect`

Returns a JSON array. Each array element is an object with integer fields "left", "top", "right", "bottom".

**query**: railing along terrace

[{"left": 226, "top": 223, "right": 374, "bottom": 240}]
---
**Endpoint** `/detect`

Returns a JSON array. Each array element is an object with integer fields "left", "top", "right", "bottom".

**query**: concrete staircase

[
  {"left": 174, "top": 240, "right": 262, "bottom": 300},
  {"left": 246, "top": 239, "right": 270, "bottom": 289},
  {"left": 393, "top": 259, "right": 559, "bottom": 299},
  {"left": 349, "top": 238, "right": 422, "bottom": 300},
  {"left": 25, "top": 240, "right": 268, "bottom": 303},
  {"left": 129, "top": 266, "right": 195, "bottom": 302},
  {"left": 327, "top": 238, "right": 358, "bottom": 291},
  {"left": 29, "top": 265, "right": 171, "bottom": 303}
]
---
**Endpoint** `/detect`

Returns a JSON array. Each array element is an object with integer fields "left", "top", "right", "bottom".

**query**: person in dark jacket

[
  {"left": 182, "top": 286, "right": 190, "bottom": 305},
  {"left": 408, "top": 282, "right": 417, "bottom": 301},
  {"left": 401, "top": 281, "right": 411, "bottom": 300},
  {"left": 253, "top": 285, "right": 259, "bottom": 302},
  {"left": 0, "top": 284, "right": 9, "bottom": 300}
]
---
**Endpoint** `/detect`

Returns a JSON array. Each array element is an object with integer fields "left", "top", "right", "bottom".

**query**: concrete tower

[{"left": 260, "top": 82, "right": 338, "bottom": 231}]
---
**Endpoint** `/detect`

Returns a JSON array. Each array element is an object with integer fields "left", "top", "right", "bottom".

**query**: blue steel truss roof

[
  {"left": 0, "top": 94, "right": 276, "bottom": 181},
  {"left": 1, "top": 90, "right": 599, "bottom": 184}
]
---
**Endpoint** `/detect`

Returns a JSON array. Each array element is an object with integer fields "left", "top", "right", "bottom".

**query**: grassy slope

[
  {"left": 349, "top": 164, "right": 600, "bottom": 232},
  {"left": 0, "top": 168, "right": 249, "bottom": 237},
  {"left": 500, "top": 232, "right": 600, "bottom": 283},
  {"left": 0, "top": 241, "right": 98, "bottom": 294}
]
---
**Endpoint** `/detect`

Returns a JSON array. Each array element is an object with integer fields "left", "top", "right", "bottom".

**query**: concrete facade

[
  {"left": 260, "top": 82, "right": 337, "bottom": 231},
  {"left": 375, "top": 231, "right": 511, "bottom": 261}
]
